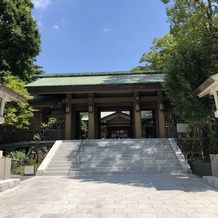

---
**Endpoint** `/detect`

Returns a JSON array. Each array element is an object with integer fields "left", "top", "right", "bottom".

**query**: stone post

[
  {"left": 157, "top": 91, "right": 166, "bottom": 138},
  {"left": 65, "top": 94, "right": 72, "bottom": 140},
  {"left": 133, "top": 92, "right": 142, "bottom": 138},
  {"left": 88, "top": 94, "right": 95, "bottom": 139}
]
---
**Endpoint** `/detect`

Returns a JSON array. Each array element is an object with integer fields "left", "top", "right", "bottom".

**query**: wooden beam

[{"left": 70, "top": 96, "right": 158, "bottom": 104}]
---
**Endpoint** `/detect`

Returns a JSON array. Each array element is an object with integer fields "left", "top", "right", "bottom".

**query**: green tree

[
  {"left": 132, "top": 33, "right": 176, "bottom": 71},
  {"left": 163, "top": 0, "right": 218, "bottom": 158},
  {"left": 0, "top": 0, "right": 41, "bottom": 82},
  {"left": 2, "top": 74, "right": 35, "bottom": 129},
  {"left": 0, "top": 0, "right": 42, "bottom": 129},
  {"left": 33, "top": 117, "right": 57, "bottom": 142},
  {"left": 136, "top": 0, "right": 218, "bottom": 121},
  {"left": 30, "top": 117, "right": 57, "bottom": 163},
  {"left": 134, "top": 0, "right": 218, "bottom": 158},
  {"left": 6, "top": 150, "right": 28, "bottom": 174},
  {"left": 161, "top": 0, "right": 218, "bottom": 120}
]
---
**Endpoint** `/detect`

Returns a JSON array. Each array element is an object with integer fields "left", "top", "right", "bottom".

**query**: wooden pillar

[
  {"left": 65, "top": 94, "right": 72, "bottom": 140},
  {"left": 88, "top": 94, "right": 95, "bottom": 139},
  {"left": 0, "top": 98, "right": 6, "bottom": 117},
  {"left": 38, "top": 108, "right": 43, "bottom": 126},
  {"left": 157, "top": 91, "right": 166, "bottom": 138},
  {"left": 133, "top": 92, "right": 142, "bottom": 138}
]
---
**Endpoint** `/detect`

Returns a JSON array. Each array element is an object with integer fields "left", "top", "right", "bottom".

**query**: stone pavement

[{"left": 0, "top": 174, "right": 218, "bottom": 218}]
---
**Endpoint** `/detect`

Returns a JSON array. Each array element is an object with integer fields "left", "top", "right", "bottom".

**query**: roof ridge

[{"left": 33, "top": 70, "right": 164, "bottom": 79}]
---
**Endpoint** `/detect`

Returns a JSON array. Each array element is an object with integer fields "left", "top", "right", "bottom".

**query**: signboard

[
  {"left": 177, "top": 123, "right": 189, "bottom": 133},
  {"left": 24, "top": 166, "right": 35, "bottom": 175}
]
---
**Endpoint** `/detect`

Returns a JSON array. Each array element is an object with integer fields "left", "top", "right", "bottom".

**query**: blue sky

[{"left": 32, "top": 0, "right": 170, "bottom": 74}]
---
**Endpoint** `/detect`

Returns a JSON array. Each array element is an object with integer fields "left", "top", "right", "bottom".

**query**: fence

[{"left": 0, "top": 129, "right": 65, "bottom": 144}]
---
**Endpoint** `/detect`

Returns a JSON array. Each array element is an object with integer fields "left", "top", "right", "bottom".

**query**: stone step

[
  {"left": 85, "top": 140, "right": 169, "bottom": 143},
  {"left": 78, "top": 166, "right": 181, "bottom": 171},
  {"left": 83, "top": 145, "right": 172, "bottom": 150},
  {"left": 46, "top": 167, "right": 71, "bottom": 171},
  {"left": 40, "top": 139, "right": 187, "bottom": 176},
  {"left": 40, "top": 171, "right": 69, "bottom": 176},
  {"left": 78, "top": 157, "right": 178, "bottom": 164},
  {"left": 76, "top": 155, "right": 177, "bottom": 160},
  {"left": 81, "top": 149, "right": 174, "bottom": 154},
  {"left": 59, "top": 147, "right": 80, "bottom": 150},
  {"left": 78, "top": 161, "right": 181, "bottom": 167},
  {"left": 59, "top": 143, "right": 80, "bottom": 146},
  {"left": 83, "top": 146, "right": 172, "bottom": 150},
  {"left": 48, "top": 163, "right": 72, "bottom": 167},
  {"left": 57, "top": 149, "right": 79, "bottom": 152},
  {"left": 80, "top": 155, "right": 176, "bottom": 159},
  {"left": 76, "top": 166, "right": 182, "bottom": 171},
  {"left": 53, "top": 154, "right": 78, "bottom": 158},
  {"left": 51, "top": 156, "right": 75, "bottom": 160},
  {"left": 83, "top": 146, "right": 171, "bottom": 150},
  {"left": 90, "top": 145, "right": 171, "bottom": 147},
  {"left": 50, "top": 158, "right": 78, "bottom": 163},
  {"left": 69, "top": 169, "right": 187, "bottom": 177},
  {"left": 82, "top": 149, "right": 174, "bottom": 153},
  {"left": 51, "top": 158, "right": 78, "bottom": 163}
]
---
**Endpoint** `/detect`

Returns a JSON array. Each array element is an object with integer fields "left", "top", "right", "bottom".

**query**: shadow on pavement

[
  {"left": 68, "top": 173, "right": 214, "bottom": 192},
  {"left": 10, "top": 175, "right": 34, "bottom": 181}
]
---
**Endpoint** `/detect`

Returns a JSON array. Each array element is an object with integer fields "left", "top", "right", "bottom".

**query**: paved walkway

[{"left": 0, "top": 174, "right": 218, "bottom": 218}]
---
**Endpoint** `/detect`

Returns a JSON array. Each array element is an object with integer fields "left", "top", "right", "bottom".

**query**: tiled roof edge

[{"left": 33, "top": 70, "right": 164, "bottom": 79}]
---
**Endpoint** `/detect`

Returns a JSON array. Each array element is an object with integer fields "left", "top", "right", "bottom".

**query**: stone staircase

[
  {"left": 37, "top": 140, "right": 81, "bottom": 176},
  {"left": 69, "top": 139, "right": 190, "bottom": 176},
  {"left": 37, "top": 139, "right": 191, "bottom": 176}
]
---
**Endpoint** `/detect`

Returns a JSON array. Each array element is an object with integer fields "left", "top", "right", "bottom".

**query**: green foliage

[
  {"left": 135, "top": 0, "right": 218, "bottom": 157},
  {"left": 6, "top": 150, "right": 28, "bottom": 162},
  {"left": 0, "top": 0, "right": 42, "bottom": 82},
  {"left": 136, "top": 0, "right": 218, "bottom": 121},
  {"left": 4, "top": 101, "right": 35, "bottom": 129},
  {"left": 6, "top": 150, "right": 28, "bottom": 174},
  {"left": 27, "top": 146, "right": 48, "bottom": 163},
  {"left": 31, "top": 118, "right": 56, "bottom": 164},
  {"left": 163, "top": 1, "right": 218, "bottom": 156},
  {"left": 6, "top": 148, "right": 47, "bottom": 174},
  {"left": 1, "top": 73, "right": 31, "bottom": 98},
  {"left": 138, "top": 33, "right": 177, "bottom": 70},
  {"left": 80, "top": 112, "right": 88, "bottom": 138},
  {"left": 0, "top": 0, "right": 42, "bottom": 129},
  {"left": 163, "top": 1, "right": 218, "bottom": 120},
  {"left": 33, "top": 117, "right": 57, "bottom": 141},
  {"left": 1, "top": 73, "right": 36, "bottom": 129},
  {"left": 164, "top": 41, "right": 214, "bottom": 121},
  {"left": 162, "top": 0, "right": 218, "bottom": 40},
  {"left": 177, "top": 120, "right": 211, "bottom": 160}
]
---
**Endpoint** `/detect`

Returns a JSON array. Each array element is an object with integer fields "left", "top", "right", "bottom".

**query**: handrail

[{"left": 68, "top": 139, "right": 85, "bottom": 176}]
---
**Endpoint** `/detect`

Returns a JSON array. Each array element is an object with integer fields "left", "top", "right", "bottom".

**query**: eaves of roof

[
  {"left": 194, "top": 74, "right": 218, "bottom": 97},
  {"left": 0, "top": 84, "right": 26, "bottom": 102},
  {"left": 26, "top": 71, "right": 165, "bottom": 93}
]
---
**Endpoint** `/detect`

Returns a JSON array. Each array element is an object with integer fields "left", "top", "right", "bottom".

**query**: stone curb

[
  {"left": 203, "top": 176, "right": 218, "bottom": 190},
  {"left": 0, "top": 179, "right": 20, "bottom": 192}
]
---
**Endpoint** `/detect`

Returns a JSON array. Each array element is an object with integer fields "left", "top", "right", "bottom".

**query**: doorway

[
  {"left": 99, "top": 110, "right": 132, "bottom": 139},
  {"left": 141, "top": 109, "right": 156, "bottom": 138},
  {"left": 75, "top": 111, "right": 88, "bottom": 139}
]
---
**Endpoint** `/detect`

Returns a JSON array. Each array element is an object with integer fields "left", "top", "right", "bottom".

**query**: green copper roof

[{"left": 26, "top": 71, "right": 164, "bottom": 88}]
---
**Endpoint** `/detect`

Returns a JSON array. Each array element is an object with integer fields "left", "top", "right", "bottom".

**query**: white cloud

[
  {"left": 32, "top": 0, "right": 50, "bottom": 9},
  {"left": 103, "top": 28, "right": 110, "bottom": 32},
  {"left": 32, "top": 15, "right": 43, "bottom": 30},
  {"left": 53, "top": 25, "right": 60, "bottom": 30},
  {"left": 37, "top": 20, "right": 43, "bottom": 28}
]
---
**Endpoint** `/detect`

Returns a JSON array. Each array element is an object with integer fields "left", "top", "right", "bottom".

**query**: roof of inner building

[
  {"left": 26, "top": 71, "right": 165, "bottom": 88},
  {"left": 0, "top": 84, "right": 26, "bottom": 102}
]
